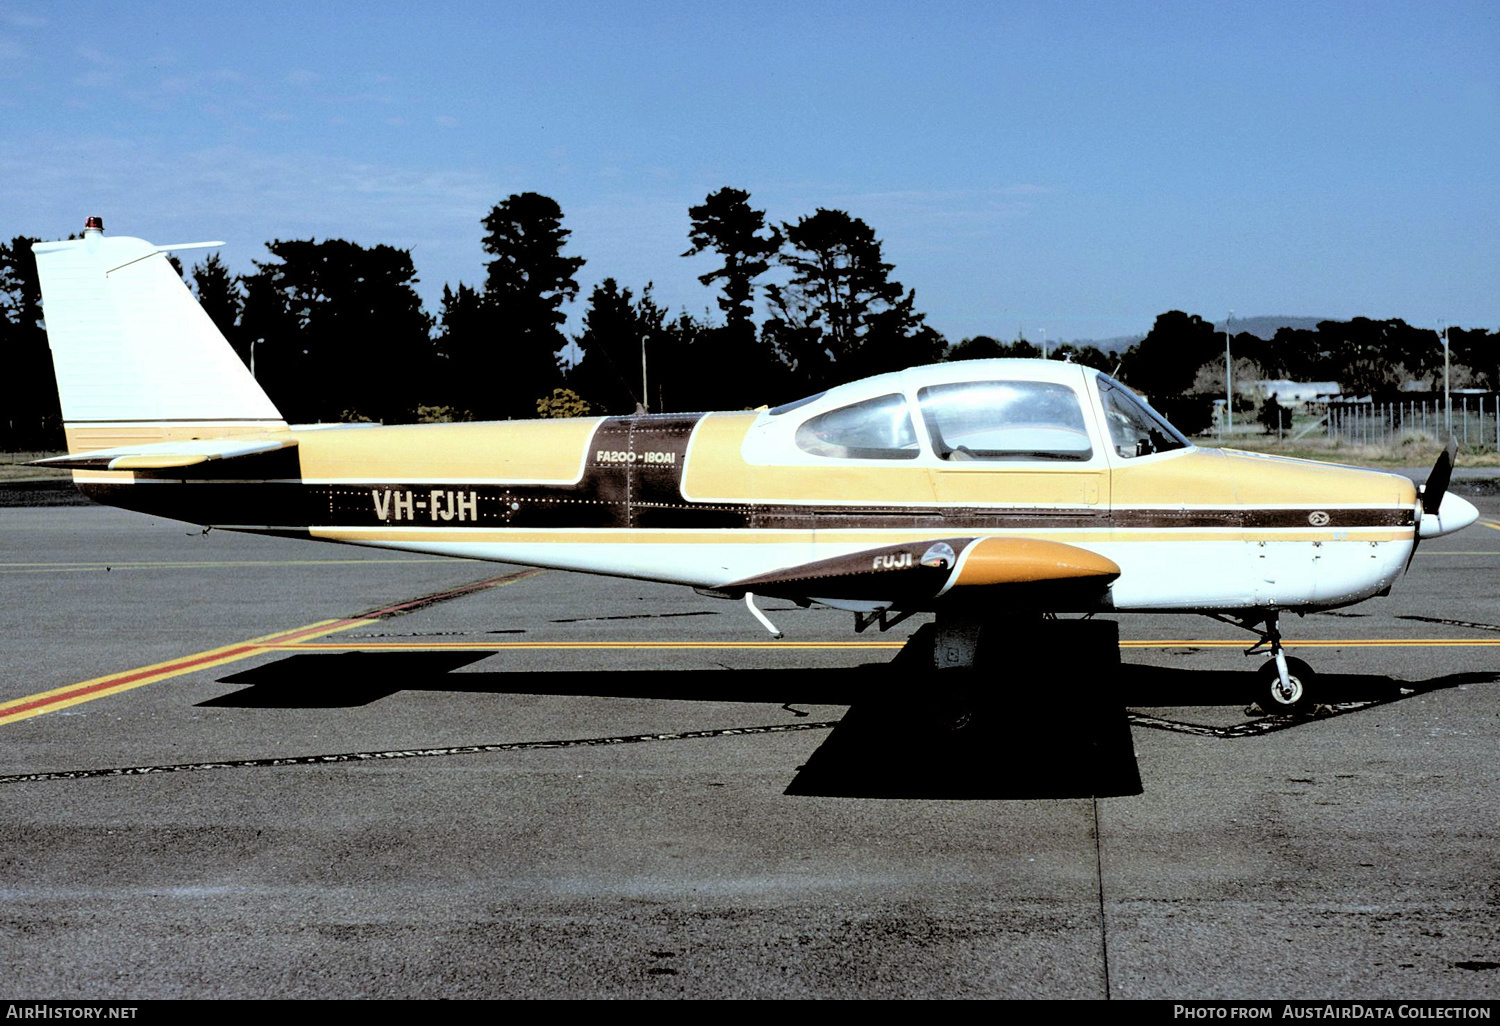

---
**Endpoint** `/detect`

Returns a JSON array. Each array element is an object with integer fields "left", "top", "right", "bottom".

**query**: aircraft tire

[{"left": 1258, "top": 657, "right": 1315, "bottom": 714}]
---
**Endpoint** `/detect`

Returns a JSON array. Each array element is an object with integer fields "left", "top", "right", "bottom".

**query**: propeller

[
  {"left": 1407, "top": 437, "right": 1477, "bottom": 571},
  {"left": 1420, "top": 437, "right": 1457, "bottom": 517}
]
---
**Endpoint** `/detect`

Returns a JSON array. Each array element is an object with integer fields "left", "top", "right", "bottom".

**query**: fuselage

[{"left": 69, "top": 360, "right": 1427, "bottom": 615}]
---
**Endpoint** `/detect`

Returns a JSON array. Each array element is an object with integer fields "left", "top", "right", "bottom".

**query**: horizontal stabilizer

[{"left": 31, "top": 437, "right": 297, "bottom": 471}]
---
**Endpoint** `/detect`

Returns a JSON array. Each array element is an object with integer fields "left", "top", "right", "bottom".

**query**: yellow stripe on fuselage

[
  {"left": 1112, "top": 448, "right": 1417, "bottom": 508},
  {"left": 307, "top": 526, "right": 1412, "bottom": 546}
]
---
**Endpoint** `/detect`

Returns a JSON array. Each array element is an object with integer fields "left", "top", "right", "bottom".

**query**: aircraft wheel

[
  {"left": 1259, "top": 657, "right": 1315, "bottom": 713},
  {"left": 927, "top": 690, "right": 979, "bottom": 732}
]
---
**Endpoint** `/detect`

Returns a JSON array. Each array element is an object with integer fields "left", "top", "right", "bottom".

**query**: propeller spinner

[{"left": 1417, "top": 438, "right": 1479, "bottom": 541}]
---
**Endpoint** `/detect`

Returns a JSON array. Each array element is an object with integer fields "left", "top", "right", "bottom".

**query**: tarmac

[{"left": 1, "top": 481, "right": 1498, "bottom": 999}]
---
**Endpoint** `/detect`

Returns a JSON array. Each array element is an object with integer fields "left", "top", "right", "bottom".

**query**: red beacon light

[{"left": 84, "top": 216, "right": 104, "bottom": 232}]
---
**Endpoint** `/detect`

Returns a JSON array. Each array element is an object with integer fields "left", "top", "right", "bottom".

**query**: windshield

[{"left": 1096, "top": 375, "right": 1190, "bottom": 458}]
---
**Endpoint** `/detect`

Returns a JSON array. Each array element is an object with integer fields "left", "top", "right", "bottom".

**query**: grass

[
  {"left": 1194, "top": 430, "right": 1500, "bottom": 468},
  {"left": 0, "top": 452, "right": 68, "bottom": 481}
]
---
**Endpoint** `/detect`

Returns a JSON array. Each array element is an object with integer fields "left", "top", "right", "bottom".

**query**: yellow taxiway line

[
  {"left": 0, "top": 568, "right": 544, "bottom": 726},
  {"left": 5, "top": 557, "right": 1496, "bottom": 725},
  {"left": 271, "top": 637, "right": 1500, "bottom": 652},
  {"left": 7, "top": 632, "right": 1496, "bottom": 726},
  {"left": 0, "top": 618, "right": 375, "bottom": 726},
  {"left": 0, "top": 558, "right": 473, "bottom": 575}
]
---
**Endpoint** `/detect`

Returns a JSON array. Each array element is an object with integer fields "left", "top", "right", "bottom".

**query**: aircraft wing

[
  {"left": 720, "top": 536, "right": 1121, "bottom": 607},
  {"left": 31, "top": 437, "right": 297, "bottom": 471}
]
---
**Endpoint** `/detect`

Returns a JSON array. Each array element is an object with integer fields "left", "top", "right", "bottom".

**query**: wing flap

[
  {"left": 722, "top": 536, "right": 1120, "bottom": 606},
  {"left": 726, "top": 538, "right": 968, "bottom": 602}
]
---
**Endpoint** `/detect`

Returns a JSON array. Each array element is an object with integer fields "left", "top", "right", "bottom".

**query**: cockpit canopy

[{"left": 748, "top": 359, "right": 1189, "bottom": 466}]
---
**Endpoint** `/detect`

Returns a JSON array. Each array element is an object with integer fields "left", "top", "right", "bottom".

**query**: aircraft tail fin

[{"left": 32, "top": 219, "right": 286, "bottom": 454}]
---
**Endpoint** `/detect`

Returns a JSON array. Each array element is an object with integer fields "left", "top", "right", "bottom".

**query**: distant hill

[
  {"left": 1062, "top": 334, "right": 1143, "bottom": 355},
  {"left": 1061, "top": 317, "right": 1329, "bottom": 353},
  {"left": 1210, "top": 316, "right": 1327, "bottom": 340}
]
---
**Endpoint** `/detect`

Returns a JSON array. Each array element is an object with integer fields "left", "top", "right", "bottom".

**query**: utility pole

[
  {"left": 1225, "top": 310, "right": 1233, "bottom": 438},
  {"left": 1443, "top": 323, "right": 1450, "bottom": 439},
  {"left": 641, "top": 333, "right": 649, "bottom": 415}
]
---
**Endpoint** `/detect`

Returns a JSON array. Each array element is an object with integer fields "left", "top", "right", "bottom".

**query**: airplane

[{"left": 28, "top": 219, "right": 1481, "bottom": 714}]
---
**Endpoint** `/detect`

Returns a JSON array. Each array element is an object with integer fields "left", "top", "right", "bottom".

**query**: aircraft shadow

[
  {"left": 206, "top": 646, "right": 1144, "bottom": 800},
  {"left": 206, "top": 653, "right": 876, "bottom": 708},
  {"left": 1112, "top": 663, "right": 1499, "bottom": 707},
  {"left": 783, "top": 683, "right": 1144, "bottom": 800},
  {"left": 205, "top": 652, "right": 1492, "bottom": 711},
  {"left": 202, "top": 651, "right": 1495, "bottom": 800},
  {"left": 204, "top": 652, "right": 497, "bottom": 707}
]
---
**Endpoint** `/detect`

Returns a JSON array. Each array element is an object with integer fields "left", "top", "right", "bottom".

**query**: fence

[{"left": 1327, "top": 396, "right": 1500, "bottom": 449}]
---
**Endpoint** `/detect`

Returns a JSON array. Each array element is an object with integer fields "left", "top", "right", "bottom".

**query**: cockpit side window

[
  {"left": 1096, "top": 376, "right": 1189, "bottom": 458},
  {"left": 917, "top": 380, "right": 1093, "bottom": 461},
  {"left": 794, "top": 393, "right": 919, "bottom": 460}
]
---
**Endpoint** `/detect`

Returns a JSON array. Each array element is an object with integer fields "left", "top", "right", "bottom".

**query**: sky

[{"left": 1, "top": 1, "right": 1496, "bottom": 345}]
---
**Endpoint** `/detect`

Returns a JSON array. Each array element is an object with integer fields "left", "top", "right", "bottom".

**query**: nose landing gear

[{"left": 1207, "top": 611, "right": 1318, "bottom": 714}]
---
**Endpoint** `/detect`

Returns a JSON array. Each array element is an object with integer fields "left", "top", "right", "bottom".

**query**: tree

[
  {"left": 240, "top": 239, "right": 433, "bottom": 423},
  {"left": 679, "top": 188, "right": 790, "bottom": 409},
  {"left": 683, "top": 187, "right": 781, "bottom": 331},
  {"left": 944, "top": 335, "right": 1048, "bottom": 361},
  {"left": 773, "top": 209, "right": 896, "bottom": 363},
  {"left": 1051, "top": 343, "right": 1114, "bottom": 373},
  {"left": 432, "top": 282, "right": 484, "bottom": 415},
  {"left": 1227, "top": 330, "right": 1281, "bottom": 379},
  {"left": 1117, "top": 310, "right": 1222, "bottom": 399},
  {"left": 1317, "top": 318, "right": 1437, "bottom": 396},
  {"left": 945, "top": 335, "right": 1010, "bottom": 361},
  {"left": 469, "top": 193, "right": 585, "bottom": 419},
  {"left": 653, "top": 307, "right": 719, "bottom": 412},
  {"left": 536, "top": 388, "right": 592, "bottom": 418},
  {"left": 0, "top": 235, "right": 60, "bottom": 449},
  {"left": 856, "top": 287, "right": 946, "bottom": 377},
  {"left": 569, "top": 278, "right": 647, "bottom": 414},
  {"left": 1266, "top": 325, "right": 1325, "bottom": 383},
  {"left": 191, "top": 253, "right": 245, "bottom": 365},
  {"left": 1448, "top": 327, "right": 1500, "bottom": 391},
  {"left": 766, "top": 208, "right": 941, "bottom": 389}
]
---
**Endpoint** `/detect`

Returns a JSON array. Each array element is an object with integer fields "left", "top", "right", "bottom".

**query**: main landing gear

[
  {"left": 886, "top": 610, "right": 1122, "bottom": 727},
  {"left": 1206, "top": 612, "right": 1318, "bottom": 714}
]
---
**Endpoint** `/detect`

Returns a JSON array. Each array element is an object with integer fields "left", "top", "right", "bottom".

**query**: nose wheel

[{"left": 1257, "top": 655, "right": 1316, "bottom": 713}]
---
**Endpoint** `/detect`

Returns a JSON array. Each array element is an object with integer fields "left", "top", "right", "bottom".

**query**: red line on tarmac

[
  {"left": 1, "top": 643, "right": 264, "bottom": 719},
  {"left": 2, "top": 568, "right": 550, "bottom": 725},
  {"left": 355, "top": 568, "right": 548, "bottom": 619}
]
